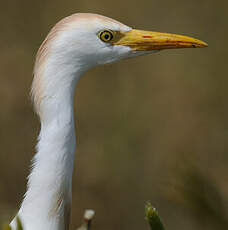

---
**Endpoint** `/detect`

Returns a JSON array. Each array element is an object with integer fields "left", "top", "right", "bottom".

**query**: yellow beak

[{"left": 113, "top": 29, "right": 208, "bottom": 51}]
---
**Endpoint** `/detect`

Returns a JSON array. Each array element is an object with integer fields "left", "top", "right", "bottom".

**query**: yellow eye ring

[{"left": 99, "top": 30, "right": 114, "bottom": 42}]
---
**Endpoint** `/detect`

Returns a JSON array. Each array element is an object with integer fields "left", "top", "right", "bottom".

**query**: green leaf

[
  {"left": 145, "top": 202, "right": 165, "bottom": 230},
  {"left": 2, "top": 224, "right": 11, "bottom": 230},
  {"left": 16, "top": 217, "right": 23, "bottom": 230}
]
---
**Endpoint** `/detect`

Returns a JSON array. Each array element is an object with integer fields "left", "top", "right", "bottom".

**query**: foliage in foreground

[
  {"left": 145, "top": 202, "right": 165, "bottom": 230},
  {"left": 2, "top": 203, "right": 165, "bottom": 230},
  {"left": 3, "top": 217, "right": 23, "bottom": 230}
]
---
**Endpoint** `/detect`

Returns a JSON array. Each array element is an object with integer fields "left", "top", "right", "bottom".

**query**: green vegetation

[
  {"left": 2, "top": 217, "right": 23, "bottom": 230},
  {"left": 2, "top": 203, "right": 165, "bottom": 230},
  {"left": 145, "top": 202, "right": 165, "bottom": 230}
]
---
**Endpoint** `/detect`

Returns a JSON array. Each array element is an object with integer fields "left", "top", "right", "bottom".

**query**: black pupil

[{"left": 104, "top": 34, "right": 110, "bottom": 40}]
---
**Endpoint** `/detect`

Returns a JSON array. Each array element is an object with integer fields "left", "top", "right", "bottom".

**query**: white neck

[{"left": 11, "top": 56, "right": 86, "bottom": 230}]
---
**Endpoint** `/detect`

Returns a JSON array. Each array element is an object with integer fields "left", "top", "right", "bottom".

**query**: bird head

[
  {"left": 32, "top": 13, "right": 207, "bottom": 115},
  {"left": 36, "top": 13, "right": 207, "bottom": 70}
]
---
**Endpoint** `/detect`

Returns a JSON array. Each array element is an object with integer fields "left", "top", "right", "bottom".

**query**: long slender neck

[{"left": 16, "top": 61, "right": 85, "bottom": 230}]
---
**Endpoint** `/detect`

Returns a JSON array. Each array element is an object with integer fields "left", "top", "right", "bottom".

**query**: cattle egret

[{"left": 10, "top": 13, "right": 207, "bottom": 230}]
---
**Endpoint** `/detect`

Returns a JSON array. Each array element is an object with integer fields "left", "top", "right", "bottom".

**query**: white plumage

[{"left": 10, "top": 13, "right": 207, "bottom": 230}]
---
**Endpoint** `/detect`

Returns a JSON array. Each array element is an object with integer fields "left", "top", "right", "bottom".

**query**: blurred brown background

[{"left": 0, "top": 0, "right": 227, "bottom": 229}]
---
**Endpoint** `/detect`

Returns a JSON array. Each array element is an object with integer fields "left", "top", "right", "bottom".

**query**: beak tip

[
  {"left": 196, "top": 40, "right": 208, "bottom": 48},
  {"left": 203, "top": 42, "right": 209, "bottom": 48}
]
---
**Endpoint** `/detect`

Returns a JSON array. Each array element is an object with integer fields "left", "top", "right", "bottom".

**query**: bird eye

[{"left": 99, "top": 30, "right": 114, "bottom": 42}]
